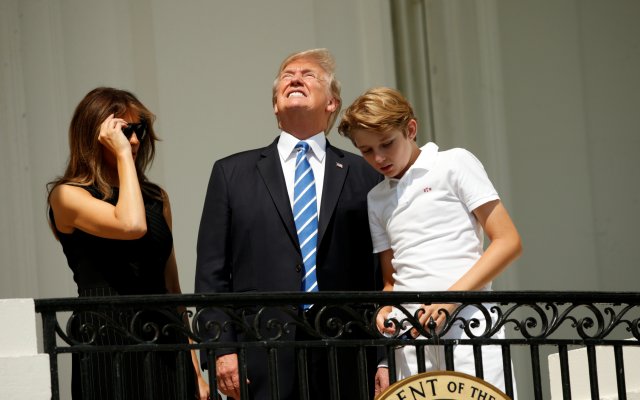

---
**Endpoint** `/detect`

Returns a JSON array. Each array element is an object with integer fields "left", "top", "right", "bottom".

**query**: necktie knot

[{"left": 295, "top": 141, "right": 310, "bottom": 155}]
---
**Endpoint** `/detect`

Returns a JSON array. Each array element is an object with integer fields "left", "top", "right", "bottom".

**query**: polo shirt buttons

[{"left": 295, "top": 264, "right": 302, "bottom": 272}]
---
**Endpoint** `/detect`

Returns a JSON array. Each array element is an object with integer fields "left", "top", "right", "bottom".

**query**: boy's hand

[
  {"left": 376, "top": 306, "right": 396, "bottom": 335},
  {"left": 412, "top": 303, "right": 459, "bottom": 337}
]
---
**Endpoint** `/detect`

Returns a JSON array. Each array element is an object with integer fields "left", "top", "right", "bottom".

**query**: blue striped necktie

[{"left": 293, "top": 141, "right": 319, "bottom": 305}]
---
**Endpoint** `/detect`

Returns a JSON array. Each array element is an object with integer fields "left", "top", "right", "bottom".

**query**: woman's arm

[{"left": 49, "top": 115, "right": 146, "bottom": 239}]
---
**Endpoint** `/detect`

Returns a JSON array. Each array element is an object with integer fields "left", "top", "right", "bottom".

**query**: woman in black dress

[{"left": 47, "top": 87, "right": 209, "bottom": 399}]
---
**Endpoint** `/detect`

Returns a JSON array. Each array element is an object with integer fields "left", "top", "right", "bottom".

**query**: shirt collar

[
  {"left": 277, "top": 131, "right": 327, "bottom": 162},
  {"left": 385, "top": 142, "right": 439, "bottom": 188},
  {"left": 412, "top": 142, "right": 439, "bottom": 171}
]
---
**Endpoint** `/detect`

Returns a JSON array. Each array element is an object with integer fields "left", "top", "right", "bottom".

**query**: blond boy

[{"left": 339, "top": 87, "right": 521, "bottom": 396}]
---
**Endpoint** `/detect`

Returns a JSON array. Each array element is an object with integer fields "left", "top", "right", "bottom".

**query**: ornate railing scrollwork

[{"left": 35, "top": 292, "right": 640, "bottom": 350}]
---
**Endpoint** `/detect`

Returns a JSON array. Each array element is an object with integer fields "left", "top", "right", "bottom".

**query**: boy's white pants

[{"left": 392, "top": 304, "right": 518, "bottom": 398}]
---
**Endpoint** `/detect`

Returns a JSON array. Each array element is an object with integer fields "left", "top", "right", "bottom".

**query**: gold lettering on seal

[{"left": 377, "top": 371, "right": 511, "bottom": 400}]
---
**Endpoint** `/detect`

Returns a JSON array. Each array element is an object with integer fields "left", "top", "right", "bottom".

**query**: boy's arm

[
  {"left": 419, "top": 199, "right": 521, "bottom": 330},
  {"left": 449, "top": 199, "right": 521, "bottom": 292},
  {"left": 379, "top": 249, "right": 395, "bottom": 292},
  {"left": 376, "top": 249, "right": 396, "bottom": 334}
]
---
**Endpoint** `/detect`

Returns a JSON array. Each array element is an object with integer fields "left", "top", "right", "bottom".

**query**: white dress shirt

[{"left": 277, "top": 131, "right": 326, "bottom": 217}]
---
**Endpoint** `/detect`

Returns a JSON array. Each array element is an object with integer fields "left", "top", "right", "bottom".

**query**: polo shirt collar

[
  {"left": 411, "top": 142, "right": 439, "bottom": 171},
  {"left": 386, "top": 142, "right": 439, "bottom": 188}
]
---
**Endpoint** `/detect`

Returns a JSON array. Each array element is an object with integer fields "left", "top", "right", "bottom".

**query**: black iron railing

[{"left": 35, "top": 291, "right": 640, "bottom": 399}]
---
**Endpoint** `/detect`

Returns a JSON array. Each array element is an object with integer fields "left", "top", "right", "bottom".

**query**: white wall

[
  {"left": 422, "top": 0, "right": 640, "bottom": 293},
  {"left": 496, "top": 0, "right": 640, "bottom": 291}
]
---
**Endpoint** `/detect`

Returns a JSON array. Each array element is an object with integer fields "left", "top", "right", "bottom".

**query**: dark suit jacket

[{"left": 195, "top": 137, "right": 381, "bottom": 399}]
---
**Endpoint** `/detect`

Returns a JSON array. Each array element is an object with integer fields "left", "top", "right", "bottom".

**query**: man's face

[{"left": 273, "top": 58, "right": 336, "bottom": 119}]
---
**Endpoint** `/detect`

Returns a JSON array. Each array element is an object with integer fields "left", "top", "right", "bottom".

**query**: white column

[
  {"left": 548, "top": 345, "right": 640, "bottom": 399},
  {"left": 0, "top": 299, "right": 51, "bottom": 399}
]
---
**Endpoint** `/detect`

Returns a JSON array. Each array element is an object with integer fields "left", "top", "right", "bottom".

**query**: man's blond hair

[{"left": 272, "top": 48, "right": 342, "bottom": 133}]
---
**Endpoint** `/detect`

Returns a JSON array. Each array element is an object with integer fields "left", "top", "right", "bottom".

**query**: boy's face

[{"left": 351, "top": 119, "right": 419, "bottom": 179}]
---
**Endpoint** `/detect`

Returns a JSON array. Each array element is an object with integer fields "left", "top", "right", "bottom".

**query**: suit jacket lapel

[
  {"left": 319, "top": 142, "right": 348, "bottom": 247},
  {"left": 257, "top": 138, "right": 299, "bottom": 247}
]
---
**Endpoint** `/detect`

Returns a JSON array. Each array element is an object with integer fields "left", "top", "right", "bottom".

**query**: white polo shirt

[{"left": 368, "top": 142, "right": 499, "bottom": 292}]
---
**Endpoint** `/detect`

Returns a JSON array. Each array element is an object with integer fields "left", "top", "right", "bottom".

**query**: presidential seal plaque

[{"left": 377, "top": 371, "right": 511, "bottom": 400}]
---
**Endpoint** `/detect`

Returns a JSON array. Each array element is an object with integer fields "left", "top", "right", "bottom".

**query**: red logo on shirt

[{"left": 423, "top": 187, "right": 432, "bottom": 192}]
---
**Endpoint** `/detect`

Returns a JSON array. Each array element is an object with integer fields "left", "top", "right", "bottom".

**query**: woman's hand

[
  {"left": 195, "top": 374, "right": 210, "bottom": 400},
  {"left": 97, "top": 114, "right": 132, "bottom": 157}
]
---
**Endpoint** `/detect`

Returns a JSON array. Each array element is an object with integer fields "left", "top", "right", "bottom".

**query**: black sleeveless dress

[{"left": 51, "top": 185, "right": 196, "bottom": 400}]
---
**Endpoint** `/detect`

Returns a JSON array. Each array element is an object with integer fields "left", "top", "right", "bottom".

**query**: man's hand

[
  {"left": 374, "top": 366, "right": 390, "bottom": 398},
  {"left": 215, "top": 353, "right": 248, "bottom": 399}
]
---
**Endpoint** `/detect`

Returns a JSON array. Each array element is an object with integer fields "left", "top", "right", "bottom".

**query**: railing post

[
  {"left": 558, "top": 344, "right": 572, "bottom": 399},
  {"left": 40, "top": 310, "right": 59, "bottom": 400},
  {"left": 613, "top": 345, "right": 627, "bottom": 400},
  {"left": 586, "top": 345, "right": 600, "bottom": 400},
  {"left": 530, "top": 344, "right": 543, "bottom": 400}
]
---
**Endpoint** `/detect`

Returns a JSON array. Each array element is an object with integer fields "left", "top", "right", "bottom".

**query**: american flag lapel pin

[{"left": 336, "top": 162, "right": 343, "bottom": 169}]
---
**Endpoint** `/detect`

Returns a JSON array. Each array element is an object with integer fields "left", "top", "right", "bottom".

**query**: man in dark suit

[{"left": 195, "top": 48, "right": 381, "bottom": 399}]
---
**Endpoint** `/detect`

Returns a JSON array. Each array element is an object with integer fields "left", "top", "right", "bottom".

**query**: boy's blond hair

[{"left": 338, "top": 87, "right": 416, "bottom": 141}]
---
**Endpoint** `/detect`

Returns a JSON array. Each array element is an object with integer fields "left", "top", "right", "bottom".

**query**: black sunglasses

[{"left": 122, "top": 119, "right": 147, "bottom": 141}]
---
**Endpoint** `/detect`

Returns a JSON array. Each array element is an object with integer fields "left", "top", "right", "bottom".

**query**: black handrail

[{"left": 34, "top": 291, "right": 640, "bottom": 400}]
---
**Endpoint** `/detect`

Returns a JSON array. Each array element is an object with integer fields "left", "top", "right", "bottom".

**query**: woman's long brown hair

[{"left": 47, "top": 87, "right": 162, "bottom": 224}]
